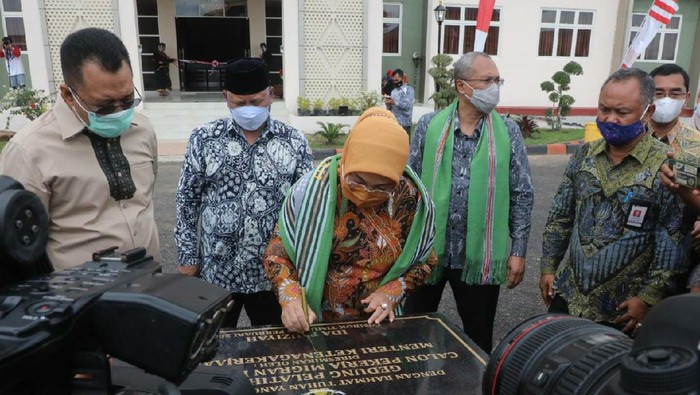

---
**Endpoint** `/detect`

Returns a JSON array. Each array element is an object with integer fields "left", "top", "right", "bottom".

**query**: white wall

[{"left": 423, "top": 0, "right": 622, "bottom": 109}]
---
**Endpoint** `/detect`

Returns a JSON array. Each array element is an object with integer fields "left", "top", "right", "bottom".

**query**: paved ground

[{"left": 154, "top": 155, "right": 570, "bottom": 350}]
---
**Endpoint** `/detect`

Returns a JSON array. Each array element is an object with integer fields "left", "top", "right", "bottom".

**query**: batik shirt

[
  {"left": 174, "top": 117, "right": 313, "bottom": 293},
  {"left": 540, "top": 134, "right": 689, "bottom": 322},
  {"left": 264, "top": 175, "right": 437, "bottom": 321},
  {"left": 649, "top": 121, "right": 700, "bottom": 159},
  {"left": 390, "top": 84, "right": 415, "bottom": 127},
  {"left": 408, "top": 112, "right": 533, "bottom": 268}
]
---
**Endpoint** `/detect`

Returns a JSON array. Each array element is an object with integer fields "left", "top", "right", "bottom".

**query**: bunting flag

[
  {"left": 621, "top": 0, "right": 679, "bottom": 68},
  {"left": 474, "top": 0, "right": 496, "bottom": 52}
]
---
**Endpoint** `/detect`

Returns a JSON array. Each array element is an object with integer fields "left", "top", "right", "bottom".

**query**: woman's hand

[{"left": 361, "top": 292, "right": 395, "bottom": 325}]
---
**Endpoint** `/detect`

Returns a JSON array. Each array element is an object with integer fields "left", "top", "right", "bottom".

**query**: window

[
  {"left": 441, "top": 6, "right": 500, "bottom": 56},
  {"left": 538, "top": 9, "right": 593, "bottom": 57},
  {"left": 383, "top": 4, "right": 402, "bottom": 55},
  {"left": 628, "top": 13, "right": 681, "bottom": 62},
  {"left": 175, "top": 0, "right": 247, "bottom": 17},
  {"left": 1, "top": 0, "right": 26, "bottom": 51}
]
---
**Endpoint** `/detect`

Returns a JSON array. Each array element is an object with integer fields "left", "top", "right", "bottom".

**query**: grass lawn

[
  {"left": 306, "top": 133, "right": 349, "bottom": 151},
  {"left": 524, "top": 128, "right": 584, "bottom": 146}
]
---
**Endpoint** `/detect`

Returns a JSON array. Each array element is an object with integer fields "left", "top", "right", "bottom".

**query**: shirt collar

[
  {"left": 54, "top": 93, "right": 141, "bottom": 140},
  {"left": 453, "top": 116, "right": 484, "bottom": 139},
  {"left": 54, "top": 94, "right": 88, "bottom": 140},
  {"left": 650, "top": 120, "right": 682, "bottom": 145},
  {"left": 592, "top": 131, "right": 653, "bottom": 164}
]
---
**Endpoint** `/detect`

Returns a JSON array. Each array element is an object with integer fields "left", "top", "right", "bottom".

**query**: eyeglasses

[
  {"left": 463, "top": 77, "right": 505, "bottom": 87},
  {"left": 69, "top": 87, "right": 142, "bottom": 116},
  {"left": 344, "top": 172, "right": 395, "bottom": 195},
  {"left": 654, "top": 90, "right": 687, "bottom": 100}
]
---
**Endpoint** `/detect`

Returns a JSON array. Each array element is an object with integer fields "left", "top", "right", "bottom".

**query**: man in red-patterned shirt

[{"left": 0, "top": 37, "right": 25, "bottom": 89}]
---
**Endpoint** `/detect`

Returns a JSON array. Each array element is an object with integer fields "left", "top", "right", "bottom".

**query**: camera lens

[
  {"left": 484, "top": 314, "right": 632, "bottom": 395},
  {"left": 621, "top": 346, "right": 699, "bottom": 394}
]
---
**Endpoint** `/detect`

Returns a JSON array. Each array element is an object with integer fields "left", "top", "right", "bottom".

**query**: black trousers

[
  {"left": 405, "top": 268, "right": 500, "bottom": 354},
  {"left": 222, "top": 290, "right": 282, "bottom": 328}
]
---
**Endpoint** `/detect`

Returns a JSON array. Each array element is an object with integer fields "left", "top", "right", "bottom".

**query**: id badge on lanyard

[{"left": 625, "top": 196, "right": 654, "bottom": 229}]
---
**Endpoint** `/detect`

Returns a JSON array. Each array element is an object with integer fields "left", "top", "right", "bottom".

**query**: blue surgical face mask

[
  {"left": 596, "top": 105, "right": 649, "bottom": 147},
  {"left": 230, "top": 106, "right": 269, "bottom": 131}
]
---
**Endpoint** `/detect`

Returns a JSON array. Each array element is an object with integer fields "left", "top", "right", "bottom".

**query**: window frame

[
  {"left": 382, "top": 3, "right": 402, "bottom": 56},
  {"left": 537, "top": 8, "right": 595, "bottom": 58},
  {"left": 1, "top": 0, "right": 26, "bottom": 52},
  {"left": 627, "top": 12, "right": 682, "bottom": 63},
  {"left": 440, "top": 4, "right": 502, "bottom": 57}
]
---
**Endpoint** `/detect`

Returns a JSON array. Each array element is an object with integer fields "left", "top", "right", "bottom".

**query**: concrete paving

[{"left": 154, "top": 154, "right": 570, "bottom": 351}]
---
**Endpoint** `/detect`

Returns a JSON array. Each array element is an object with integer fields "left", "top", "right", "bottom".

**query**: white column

[
  {"left": 423, "top": 1, "right": 438, "bottom": 106},
  {"left": 158, "top": 0, "right": 179, "bottom": 91},
  {"left": 22, "top": 0, "right": 51, "bottom": 92},
  {"left": 117, "top": 0, "right": 144, "bottom": 94},
  {"left": 282, "top": 0, "right": 300, "bottom": 114},
  {"left": 365, "top": 0, "right": 382, "bottom": 93},
  {"left": 248, "top": 0, "right": 266, "bottom": 58}
]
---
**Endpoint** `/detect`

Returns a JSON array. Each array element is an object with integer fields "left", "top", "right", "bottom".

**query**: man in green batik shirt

[{"left": 539, "top": 68, "right": 690, "bottom": 335}]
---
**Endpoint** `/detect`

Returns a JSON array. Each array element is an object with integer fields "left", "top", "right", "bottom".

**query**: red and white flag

[
  {"left": 621, "top": 0, "right": 679, "bottom": 68},
  {"left": 474, "top": 0, "right": 496, "bottom": 52}
]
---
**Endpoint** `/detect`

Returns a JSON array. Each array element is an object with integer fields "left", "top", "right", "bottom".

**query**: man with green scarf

[{"left": 405, "top": 52, "right": 533, "bottom": 354}]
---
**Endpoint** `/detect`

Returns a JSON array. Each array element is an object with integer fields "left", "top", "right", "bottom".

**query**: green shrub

[
  {"left": 355, "top": 90, "right": 382, "bottom": 112},
  {"left": 1, "top": 88, "right": 53, "bottom": 129},
  {"left": 428, "top": 54, "right": 457, "bottom": 111},
  {"left": 316, "top": 121, "right": 348, "bottom": 144},
  {"left": 540, "top": 61, "right": 583, "bottom": 130}
]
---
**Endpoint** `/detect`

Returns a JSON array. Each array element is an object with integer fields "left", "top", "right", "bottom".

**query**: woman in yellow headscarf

[{"left": 263, "top": 108, "right": 437, "bottom": 333}]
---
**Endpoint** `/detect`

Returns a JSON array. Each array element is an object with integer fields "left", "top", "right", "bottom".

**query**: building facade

[{"left": 1, "top": 0, "right": 699, "bottom": 117}]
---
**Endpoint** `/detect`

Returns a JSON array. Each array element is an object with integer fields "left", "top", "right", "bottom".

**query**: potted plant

[
  {"left": 312, "top": 98, "right": 324, "bottom": 116},
  {"left": 327, "top": 97, "right": 340, "bottom": 115},
  {"left": 339, "top": 97, "right": 353, "bottom": 116},
  {"left": 297, "top": 96, "right": 311, "bottom": 116}
]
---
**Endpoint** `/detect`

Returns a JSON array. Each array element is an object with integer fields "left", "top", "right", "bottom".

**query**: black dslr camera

[
  {"left": 0, "top": 176, "right": 253, "bottom": 394},
  {"left": 484, "top": 294, "right": 700, "bottom": 395}
]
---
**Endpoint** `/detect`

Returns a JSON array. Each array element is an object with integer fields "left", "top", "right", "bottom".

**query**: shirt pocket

[{"left": 129, "top": 160, "right": 156, "bottom": 206}]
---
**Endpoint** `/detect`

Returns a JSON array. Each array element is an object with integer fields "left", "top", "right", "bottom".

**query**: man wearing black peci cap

[{"left": 174, "top": 58, "right": 313, "bottom": 328}]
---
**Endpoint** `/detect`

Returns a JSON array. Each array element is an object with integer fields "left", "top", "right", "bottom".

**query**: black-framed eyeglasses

[
  {"left": 69, "top": 87, "right": 143, "bottom": 116},
  {"left": 463, "top": 77, "right": 505, "bottom": 87},
  {"left": 654, "top": 90, "right": 687, "bottom": 100}
]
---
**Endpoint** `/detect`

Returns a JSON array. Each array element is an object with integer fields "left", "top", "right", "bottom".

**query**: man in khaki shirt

[{"left": 0, "top": 27, "right": 160, "bottom": 269}]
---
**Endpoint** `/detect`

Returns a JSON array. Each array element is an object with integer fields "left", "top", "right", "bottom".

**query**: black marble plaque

[{"left": 207, "top": 313, "right": 487, "bottom": 394}]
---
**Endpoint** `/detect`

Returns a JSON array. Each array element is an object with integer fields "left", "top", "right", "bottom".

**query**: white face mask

[{"left": 651, "top": 97, "right": 685, "bottom": 124}]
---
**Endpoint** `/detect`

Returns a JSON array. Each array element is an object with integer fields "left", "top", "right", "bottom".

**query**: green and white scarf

[
  {"left": 278, "top": 154, "right": 435, "bottom": 318},
  {"left": 422, "top": 101, "right": 511, "bottom": 285}
]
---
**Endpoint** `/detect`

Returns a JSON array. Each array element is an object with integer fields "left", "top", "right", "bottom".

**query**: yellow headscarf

[{"left": 340, "top": 108, "right": 409, "bottom": 206}]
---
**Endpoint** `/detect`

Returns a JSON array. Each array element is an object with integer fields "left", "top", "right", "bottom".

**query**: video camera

[
  {"left": 484, "top": 294, "right": 700, "bottom": 394},
  {"left": 0, "top": 176, "right": 253, "bottom": 394}
]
